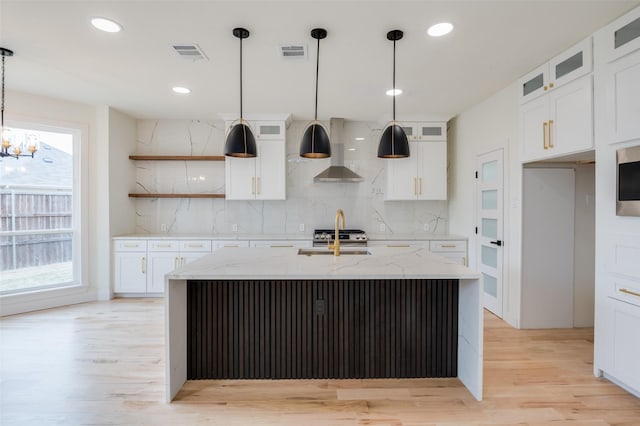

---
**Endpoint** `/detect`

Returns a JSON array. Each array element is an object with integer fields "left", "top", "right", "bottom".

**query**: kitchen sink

[{"left": 298, "top": 248, "right": 371, "bottom": 256}]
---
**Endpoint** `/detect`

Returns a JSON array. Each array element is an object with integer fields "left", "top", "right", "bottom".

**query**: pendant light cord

[
  {"left": 314, "top": 36, "right": 320, "bottom": 121},
  {"left": 392, "top": 38, "right": 396, "bottom": 122},
  {"left": 1, "top": 54, "right": 5, "bottom": 132},
  {"left": 239, "top": 36, "right": 243, "bottom": 121}
]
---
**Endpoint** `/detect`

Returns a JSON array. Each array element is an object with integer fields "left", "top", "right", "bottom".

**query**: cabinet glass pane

[
  {"left": 481, "top": 245, "right": 498, "bottom": 269},
  {"left": 523, "top": 73, "right": 544, "bottom": 96},
  {"left": 483, "top": 273, "right": 497, "bottom": 297},
  {"left": 615, "top": 16, "right": 640, "bottom": 49},
  {"left": 482, "top": 218, "right": 498, "bottom": 239},
  {"left": 402, "top": 126, "right": 413, "bottom": 136},
  {"left": 482, "top": 160, "right": 498, "bottom": 182},
  {"left": 421, "top": 126, "right": 442, "bottom": 136},
  {"left": 482, "top": 190, "right": 498, "bottom": 210},
  {"left": 555, "top": 51, "right": 583, "bottom": 79},
  {"left": 259, "top": 125, "right": 280, "bottom": 135}
]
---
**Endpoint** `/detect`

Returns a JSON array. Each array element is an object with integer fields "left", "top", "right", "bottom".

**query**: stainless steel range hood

[{"left": 313, "top": 118, "right": 364, "bottom": 183}]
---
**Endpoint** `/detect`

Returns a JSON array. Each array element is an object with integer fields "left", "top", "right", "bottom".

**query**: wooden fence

[{"left": 0, "top": 187, "right": 72, "bottom": 271}]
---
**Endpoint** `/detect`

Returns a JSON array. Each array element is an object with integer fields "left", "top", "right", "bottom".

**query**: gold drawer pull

[
  {"left": 154, "top": 243, "right": 172, "bottom": 248},
  {"left": 270, "top": 245, "right": 293, "bottom": 248},
  {"left": 123, "top": 243, "right": 140, "bottom": 248},
  {"left": 439, "top": 244, "right": 457, "bottom": 248},
  {"left": 620, "top": 288, "right": 640, "bottom": 298},
  {"left": 387, "top": 244, "right": 410, "bottom": 248},
  {"left": 187, "top": 244, "right": 204, "bottom": 248}
]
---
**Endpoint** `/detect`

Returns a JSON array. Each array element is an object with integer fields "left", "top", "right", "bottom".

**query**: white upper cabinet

[
  {"left": 400, "top": 122, "right": 447, "bottom": 141},
  {"left": 600, "top": 7, "right": 640, "bottom": 145},
  {"left": 603, "top": 7, "right": 640, "bottom": 64},
  {"left": 385, "top": 139, "right": 447, "bottom": 201},
  {"left": 521, "top": 75, "right": 593, "bottom": 162},
  {"left": 224, "top": 118, "right": 288, "bottom": 200},
  {"left": 519, "top": 37, "right": 593, "bottom": 104}
]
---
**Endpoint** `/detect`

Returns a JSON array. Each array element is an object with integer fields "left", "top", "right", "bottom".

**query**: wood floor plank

[{"left": 1, "top": 298, "right": 639, "bottom": 425}]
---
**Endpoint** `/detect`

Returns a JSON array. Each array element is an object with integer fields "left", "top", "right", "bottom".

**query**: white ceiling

[{"left": 1, "top": 0, "right": 638, "bottom": 122}]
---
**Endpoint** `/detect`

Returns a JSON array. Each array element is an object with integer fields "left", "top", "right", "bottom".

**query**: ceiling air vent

[
  {"left": 171, "top": 43, "right": 208, "bottom": 61},
  {"left": 279, "top": 44, "right": 307, "bottom": 59}
]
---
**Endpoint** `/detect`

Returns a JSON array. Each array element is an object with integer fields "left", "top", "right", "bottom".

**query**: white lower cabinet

[
  {"left": 604, "top": 297, "right": 640, "bottom": 393},
  {"left": 113, "top": 239, "right": 212, "bottom": 295},
  {"left": 250, "top": 240, "right": 311, "bottom": 248},
  {"left": 430, "top": 240, "right": 467, "bottom": 265},
  {"left": 113, "top": 240, "right": 147, "bottom": 293}
]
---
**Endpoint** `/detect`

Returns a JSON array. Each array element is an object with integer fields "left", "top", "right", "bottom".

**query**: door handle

[{"left": 489, "top": 240, "right": 503, "bottom": 247}]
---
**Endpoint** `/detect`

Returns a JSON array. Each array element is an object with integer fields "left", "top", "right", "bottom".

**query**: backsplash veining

[{"left": 133, "top": 119, "right": 448, "bottom": 235}]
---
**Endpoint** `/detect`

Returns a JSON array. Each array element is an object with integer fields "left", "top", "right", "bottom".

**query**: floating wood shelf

[
  {"left": 129, "top": 155, "right": 225, "bottom": 161},
  {"left": 128, "top": 193, "right": 225, "bottom": 199}
]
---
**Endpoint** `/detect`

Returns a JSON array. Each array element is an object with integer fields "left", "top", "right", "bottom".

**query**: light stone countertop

[
  {"left": 113, "top": 233, "right": 468, "bottom": 241},
  {"left": 166, "top": 246, "right": 480, "bottom": 281}
]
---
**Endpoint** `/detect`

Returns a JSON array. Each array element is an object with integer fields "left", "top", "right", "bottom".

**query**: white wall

[
  {"left": 131, "top": 119, "right": 450, "bottom": 236},
  {"left": 0, "top": 90, "right": 101, "bottom": 315},
  {"left": 448, "top": 83, "right": 522, "bottom": 327}
]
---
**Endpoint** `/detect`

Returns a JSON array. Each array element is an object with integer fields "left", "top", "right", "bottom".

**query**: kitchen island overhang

[{"left": 165, "top": 247, "right": 483, "bottom": 401}]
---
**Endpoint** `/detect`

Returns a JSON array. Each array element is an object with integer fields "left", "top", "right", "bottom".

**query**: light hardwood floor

[{"left": 1, "top": 298, "right": 639, "bottom": 425}]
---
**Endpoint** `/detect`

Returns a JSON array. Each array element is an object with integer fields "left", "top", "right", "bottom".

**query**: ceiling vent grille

[
  {"left": 279, "top": 44, "right": 307, "bottom": 59},
  {"left": 171, "top": 43, "right": 208, "bottom": 61}
]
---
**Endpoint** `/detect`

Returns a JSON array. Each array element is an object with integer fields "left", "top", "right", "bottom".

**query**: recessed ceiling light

[
  {"left": 386, "top": 88, "right": 402, "bottom": 96},
  {"left": 172, "top": 86, "right": 191, "bottom": 94},
  {"left": 427, "top": 22, "right": 453, "bottom": 37},
  {"left": 91, "top": 17, "right": 122, "bottom": 33},
  {"left": 355, "top": 137, "right": 365, "bottom": 141}
]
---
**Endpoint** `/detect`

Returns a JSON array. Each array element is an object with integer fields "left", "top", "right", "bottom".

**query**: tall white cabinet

[
  {"left": 593, "top": 6, "right": 640, "bottom": 397},
  {"left": 385, "top": 121, "right": 447, "bottom": 200},
  {"left": 223, "top": 115, "right": 290, "bottom": 200},
  {"left": 519, "top": 37, "right": 594, "bottom": 163}
]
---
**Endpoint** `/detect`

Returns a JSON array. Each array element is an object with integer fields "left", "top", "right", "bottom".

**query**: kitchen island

[{"left": 165, "top": 246, "right": 483, "bottom": 401}]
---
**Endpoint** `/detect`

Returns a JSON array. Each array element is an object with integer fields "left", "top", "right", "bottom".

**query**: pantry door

[{"left": 477, "top": 149, "right": 504, "bottom": 317}]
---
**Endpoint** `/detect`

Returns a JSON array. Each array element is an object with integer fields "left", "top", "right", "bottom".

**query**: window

[{"left": 1, "top": 123, "right": 83, "bottom": 295}]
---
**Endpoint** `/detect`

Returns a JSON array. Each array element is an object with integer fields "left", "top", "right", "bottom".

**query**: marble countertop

[
  {"left": 113, "top": 233, "right": 468, "bottom": 241},
  {"left": 167, "top": 247, "right": 480, "bottom": 280}
]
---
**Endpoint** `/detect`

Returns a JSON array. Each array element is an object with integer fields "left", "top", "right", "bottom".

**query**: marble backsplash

[{"left": 133, "top": 119, "right": 448, "bottom": 235}]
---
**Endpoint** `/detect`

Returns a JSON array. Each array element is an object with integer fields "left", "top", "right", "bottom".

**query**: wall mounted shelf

[
  {"left": 128, "top": 193, "right": 225, "bottom": 199},
  {"left": 129, "top": 155, "right": 225, "bottom": 161}
]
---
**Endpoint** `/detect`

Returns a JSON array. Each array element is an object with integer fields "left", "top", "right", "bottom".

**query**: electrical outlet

[
  {"left": 379, "top": 223, "right": 386, "bottom": 232},
  {"left": 423, "top": 223, "right": 429, "bottom": 232},
  {"left": 232, "top": 224, "right": 238, "bottom": 232},
  {"left": 299, "top": 223, "right": 305, "bottom": 232},
  {"left": 160, "top": 223, "right": 167, "bottom": 232}
]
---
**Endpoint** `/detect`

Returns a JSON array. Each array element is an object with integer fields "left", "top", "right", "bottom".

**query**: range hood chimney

[{"left": 313, "top": 118, "right": 364, "bottom": 182}]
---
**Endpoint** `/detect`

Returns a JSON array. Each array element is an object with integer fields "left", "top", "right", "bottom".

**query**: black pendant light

[
  {"left": 378, "top": 30, "right": 409, "bottom": 158},
  {"left": 224, "top": 28, "right": 257, "bottom": 158},
  {"left": 300, "top": 28, "right": 331, "bottom": 158}
]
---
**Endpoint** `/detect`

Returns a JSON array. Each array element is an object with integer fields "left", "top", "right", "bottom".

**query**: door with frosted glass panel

[{"left": 477, "top": 149, "right": 504, "bottom": 317}]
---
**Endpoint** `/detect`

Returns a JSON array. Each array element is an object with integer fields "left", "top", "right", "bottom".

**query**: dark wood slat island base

[{"left": 187, "top": 279, "right": 459, "bottom": 380}]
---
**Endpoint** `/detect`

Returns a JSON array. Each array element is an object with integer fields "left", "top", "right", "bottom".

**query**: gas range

[{"left": 312, "top": 228, "right": 368, "bottom": 247}]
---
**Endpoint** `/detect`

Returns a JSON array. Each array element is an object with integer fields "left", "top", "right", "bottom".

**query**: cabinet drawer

[
  {"left": 430, "top": 240, "right": 467, "bottom": 252},
  {"left": 180, "top": 240, "right": 212, "bottom": 252},
  {"left": 214, "top": 240, "right": 250, "bottom": 249},
  {"left": 148, "top": 240, "right": 180, "bottom": 252},
  {"left": 368, "top": 241, "right": 426, "bottom": 248},
  {"left": 610, "top": 276, "right": 640, "bottom": 308},
  {"left": 114, "top": 240, "right": 147, "bottom": 252}
]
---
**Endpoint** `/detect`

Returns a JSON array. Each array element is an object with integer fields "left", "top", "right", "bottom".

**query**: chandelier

[{"left": 1, "top": 47, "right": 38, "bottom": 159}]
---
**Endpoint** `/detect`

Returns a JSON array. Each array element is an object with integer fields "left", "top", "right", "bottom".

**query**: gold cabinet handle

[
  {"left": 419, "top": 177, "right": 423, "bottom": 195},
  {"left": 543, "top": 121, "right": 549, "bottom": 149},
  {"left": 548, "top": 119, "right": 554, "bottom": 148},
  {"left": 257, "top": 177, "right": 261, "bottom": 195},
  {"left": 270, "top": 244, "right": 293, "bottom": 248},
  {"left": 251, "top": 177, "right": 255, "bottom": 195},
  {"left": 440, "top": 244, "right": 457, "bottom": 248},
  {"left": 187, "top": 243, "right": 204, "bottom": 248},
  {"left": 123, "top": 243, "right": 140, "bottom": 248},
  {"left": 387, "top": 244, "right": 410, "bottom": 248},
  {"left": 155, "top": 243, "right": 172, "bottom": 248},
  {"left": 549, "top": 82, "right": 554, "bottom": 89},
  {"left": 544, "top": 85, "right": 548, "bottom": 91},
  {"left": 141, "top": 257, "right": 146, "bottom": 274},
  {"left": 414, "top": 177, "right": 417, "bottom": 195},
  {"left": 174, "top": 256, "right": 179, "bottom": 269},
  {"left": 181, "top": 256, "right": 185, "bottom": 267},
  {"left": 620, "top": 288, "right": 640, "bottom": 298}
]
